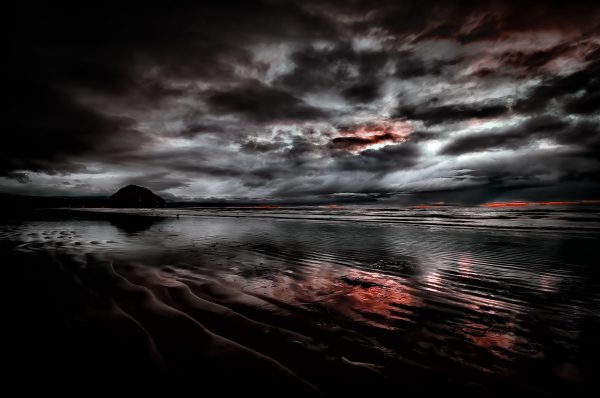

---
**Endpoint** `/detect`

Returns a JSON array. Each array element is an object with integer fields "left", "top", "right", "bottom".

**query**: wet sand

[{"left": 3, "top": 208, "right": 600, "bottom": 395}]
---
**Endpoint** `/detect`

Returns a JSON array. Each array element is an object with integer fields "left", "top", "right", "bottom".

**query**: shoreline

[{"left": 3, "top": 210, "right": 599, "bottom": 396}]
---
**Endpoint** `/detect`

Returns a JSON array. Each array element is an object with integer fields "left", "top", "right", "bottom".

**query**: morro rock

[{"left": 109, "top": 185, "right": 166, "bottom": 208}]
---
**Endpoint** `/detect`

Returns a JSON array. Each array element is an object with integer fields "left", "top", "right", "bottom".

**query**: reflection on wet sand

[
  {"left": 237, "top": 258, "right": 524, "bottom": 358},
  {"left": 108, "top": 214, "right": 165, "bottom": 234},
  {"left": 2, "top": 210, "right": 600, "bottom": 396},
  {"left": 244, "top": 266, "right": 423, "bottom": 329}
]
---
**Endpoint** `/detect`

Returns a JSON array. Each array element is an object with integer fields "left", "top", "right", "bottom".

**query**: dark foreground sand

[{"left": 5, "top": 248, "right": 415, "bottom": 395}]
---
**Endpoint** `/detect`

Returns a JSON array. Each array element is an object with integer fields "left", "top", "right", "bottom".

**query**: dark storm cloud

[
  {"left": 276, "top": 43, "right": 388, "bottom": 97},
  {"left": 433, "top": 117, "right": 600, "bottom": 203},
  {"left": 177, "top": 123, "right": 226, "bottom": 139},
  {"left": 464, "top": 150, "right": 600, "bottom": 191},
  {"left": 241, "top": 140, "right": 286, "bottom": 153},
  {"left": 342, "top": 82, "right": 380, "bottom": 103},
  {"left": 406, "top": 131, "right": 439, "bottom": 143},
  {"left": 106, "top": 147, "right": 247, "bottom": 179},
  {"left": 260, "top": 141, "right": 422, "bottom": 201},
  {"left": 393, "top": 54, "right": 429, "bottom": 79},
  {"left": 563, "top": 91, "right": 600, "bottom": 115},
  {"left": 554, "top": 120, "right": 600, "bottom": 156},
  {"left": 394, "top": 50, "right": 460, "bottom": 78},
  {"left": 283, "top": 136, "right": 322, "bottom": 159},
  {"left": 4, "top": 83, "right": 143, "bottom": 176},
  {"left": 441, "top": 115, "right": 571, "bottom": 155},
  {"left": 4, "top": 172, "right": 31, "bottom": 184},
  {"left": 6, "top": 0, "right": 336, "bottom": 176},
  {"left": 5, "top": 0, "right": 600, "bottom": 203},
  {"left": 354, "top": 0, "right": 600, "bottom": 43},
  {"left": 496, "top": 40, "right": 589, "bottom": 76},
  {"left": 330, "top": 133, "right": 398, "bottom": 151},
  {"left": 276, "top": 44, "right": 457, "bottom": 103},
  {"left": 396, "top": 103, "right": 509, "bottom": 125},
  {"left": 333, "top": 143, "right": 421, "bottom": 173},
  {"left": 515, "top": 56, "right": 600, "bottom": 113},
  {"left": 206, "top": 81, "right": 325, "bottom": 122}
]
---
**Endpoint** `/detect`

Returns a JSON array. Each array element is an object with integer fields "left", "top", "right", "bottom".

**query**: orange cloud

[
  {"left": 332, "top": 120, "right": 413, "bottom": 151},
  {"left": 481, "top": 201, "right": 530, "bottom": 208},
  {"left": 481, "top": 200, "right": 598, "bottom": 207}
]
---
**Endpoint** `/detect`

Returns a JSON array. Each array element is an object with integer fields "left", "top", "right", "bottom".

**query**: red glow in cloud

[
  {"left": 481, "top": 200, "right": 596, "bottom": 208},
  {"left": 482, "top": 201, "right": 530, "bottom": 208},
  {"left": 538, "top": 201, "right": 578, "bottom": 206},
  {"left": 332, "top": 120, "right": 412, "bottom": 151}
]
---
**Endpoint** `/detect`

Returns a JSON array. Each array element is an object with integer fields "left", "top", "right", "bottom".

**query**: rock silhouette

[{"left": 109, "top": 185, "right": 166, "bottom": 208}]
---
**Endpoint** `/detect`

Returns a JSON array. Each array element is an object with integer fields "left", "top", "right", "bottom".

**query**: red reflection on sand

[
  {"left": 239, "top": 253, "right": 529, "bottom": 356},
  {"left": 346, "top": 282, "right": 419, "bottom": 325},
  {"left": 422, "top": 258, "right": 521, "bottom": 356},
  {"left": 463, "top": 323, "right": 516, "bottom": 354},
  {"left": 539, "top": 274, "right": 559, "bottom": 293},
  {"left": 246, "top": 266, "right": 422, "bottom": 329},
  {"left": 458, "top": 255, "right": 472, "bottom": 277}
]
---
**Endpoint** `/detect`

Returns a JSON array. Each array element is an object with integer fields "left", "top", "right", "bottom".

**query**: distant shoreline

[{"left": 9, "top": 206, "right": 597, "bottom": 234}]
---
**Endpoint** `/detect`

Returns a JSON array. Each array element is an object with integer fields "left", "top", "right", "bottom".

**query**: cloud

[
  {"left": 396, "top": 102, "right": 509, "bottom": 125},
  {"left": 3, "top": 172, "right": 31, "bottom": 184},
  {"left": 563, "top": 91, "right": 600, "bottom": 115},
  {"left": 276, "top": 43, "right": 388, "bottom": 97},
  {"left": 241, "top": 140, "right": 286, "bottom": 153},
  {"left": 514, "top": 56, "right": 600, "bottom": 113},
  {"left": 206, "top": 81, "right": 325, "bottom": 122},
  {"left": 554, "top": 120, "right": 600, "bottom": 156},
  {"left": 441, "top": 115, "right": 570, "bottom": 155},
  {"left": 342, "top": 82, "right": 380, "bottom": 103},
  {"left": 4, "top": 83, "right": 145, "bottom": 176},
  {"left": 333, "top": 143, "right": 421, "bottom": 173},
  {"left": 4, "top": 0, "right": 600, "bottom": 204},
  {"left": 330, "top": 133, "right": 398, "bottom": 150},
  {"left": 373, "top": 0, "right": 600, "bottom": 43},
  {"left": 176, "top": 123, "right": 226, "bottom": 139}
]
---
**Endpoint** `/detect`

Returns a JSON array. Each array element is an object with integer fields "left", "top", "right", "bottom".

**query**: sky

[{"left": 5, "top": 0, "right": 600, "bottom": 205}]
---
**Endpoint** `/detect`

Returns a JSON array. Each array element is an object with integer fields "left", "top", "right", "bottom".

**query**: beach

[{"left": 3, "top": 207, "right": 600, "bottom": 395}]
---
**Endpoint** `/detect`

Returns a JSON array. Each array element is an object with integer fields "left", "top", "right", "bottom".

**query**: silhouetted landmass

[
  {"left": 0, "top": 192, "right": 265, "bottom": 217},
  {"left": 108, "top": 185, "right": 166, "bottom": 208}
]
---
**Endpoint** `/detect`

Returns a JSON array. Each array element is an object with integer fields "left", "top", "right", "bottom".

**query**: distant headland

[{"left": 108, "top": 185, "right": 166, "bottom": 208}]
